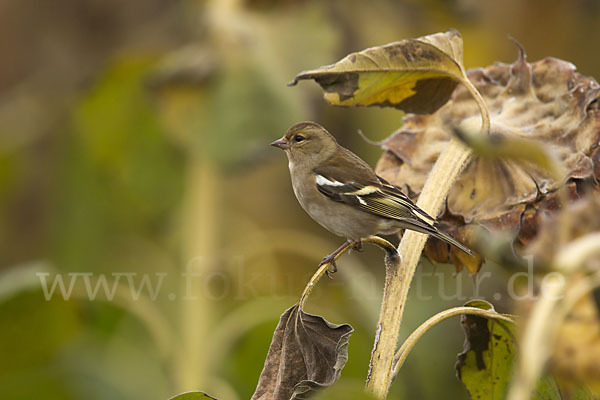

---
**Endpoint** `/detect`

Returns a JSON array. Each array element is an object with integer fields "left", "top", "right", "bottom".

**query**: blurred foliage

[
  {"left": 1, "top": 0, "right": 600, "bottom": 399},
  {"left": 53, "top": 57, "right": 183, "bottom": 273}
]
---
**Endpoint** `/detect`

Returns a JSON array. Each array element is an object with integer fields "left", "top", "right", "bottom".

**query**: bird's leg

[
  {"left": 352, "top": 240, "right": 363, "bottom": 252},
  {"left": 319, "top": 239, "right": 356, "bottom": 278}
]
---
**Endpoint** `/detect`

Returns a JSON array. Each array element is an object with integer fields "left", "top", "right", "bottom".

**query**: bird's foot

[
  {"left": 319, "top": 255, "right": 338, "bottom": 279},
  {"left": 319, "top": 240, "right": 358, "bottom": 279},
  {"left": 351, "top": 240, "right": 363, "bottom": 252}
]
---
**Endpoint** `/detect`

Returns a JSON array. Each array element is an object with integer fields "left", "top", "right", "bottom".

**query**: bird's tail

[
  {"left": 401, "top": 215, "right": 475, "bottom": 256},
  {"left": 429, "top": 229, "right": 474, "bottom": 256}
]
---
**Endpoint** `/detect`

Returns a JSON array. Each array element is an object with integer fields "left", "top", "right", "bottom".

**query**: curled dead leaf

[
  {"left": 289, "top": 29, "right": 467, "bottom": 114},
  {"left": 252, "top": 304, "right": 353, "bottom": 400},
  {"left": 376, "top": 49, "right": 600, "bottom": 273}
]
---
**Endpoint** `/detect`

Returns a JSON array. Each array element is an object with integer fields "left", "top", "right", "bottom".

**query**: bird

[{"left": 270, "top": 121, "right": 473, "bottom": 273}]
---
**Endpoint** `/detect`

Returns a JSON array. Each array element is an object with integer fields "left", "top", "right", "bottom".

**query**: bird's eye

[{"left": 294, "top": 135, "right": 306, "bottom": 143}]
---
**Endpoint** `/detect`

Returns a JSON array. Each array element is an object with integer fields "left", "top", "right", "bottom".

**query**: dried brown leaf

[{"left": 252, "top": 304, "right": 353, "bottom": 400}]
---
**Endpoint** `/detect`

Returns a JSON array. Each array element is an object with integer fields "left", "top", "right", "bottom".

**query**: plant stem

[
  {"left": 299, "top": 236, "right": 397, "bottom": 309},
  {"left": 460, "top": 76, "right": 490, "bottom": 135},
  {"left": 175, "top": 155, "right": 218, "bottom": 391},
  {"left": 365, "top": 138, "right": 472, "bottom": 398},
  {"left": 391, "top": 307, "right": 515, "bottom": 379}
]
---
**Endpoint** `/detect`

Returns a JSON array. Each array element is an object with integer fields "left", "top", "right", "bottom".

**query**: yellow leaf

[{"left": 289, "top": 29, "right": 467, "bottom": 114}]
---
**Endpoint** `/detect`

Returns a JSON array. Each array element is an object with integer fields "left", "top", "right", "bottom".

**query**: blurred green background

[{"left": 1, "top": 0, "right": 599, "bottom": 399}]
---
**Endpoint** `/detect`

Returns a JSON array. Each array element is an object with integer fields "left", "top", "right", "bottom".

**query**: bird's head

[{"left": 270, "top": 121, "right": 338, "bottom": 166}]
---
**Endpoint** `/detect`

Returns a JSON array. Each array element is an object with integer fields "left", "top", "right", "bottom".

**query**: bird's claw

[
  {"left": 352, "top": 241, "right": 363, "bottom": 252},
  {"left": 319, "top": 255, "right": 338, "bottom": 279}
]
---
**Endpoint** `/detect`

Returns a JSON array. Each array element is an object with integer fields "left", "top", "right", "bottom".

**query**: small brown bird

[{"left": 271, "top": 121, "right": 473, "bottom": 272}]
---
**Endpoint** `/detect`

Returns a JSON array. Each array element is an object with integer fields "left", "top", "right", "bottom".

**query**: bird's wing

[
  {"left": 314, "top": 156, "right": 474, "bottom": 256},
  {"left": 313, "top": 160, "right": 436, "bottom": 230}
]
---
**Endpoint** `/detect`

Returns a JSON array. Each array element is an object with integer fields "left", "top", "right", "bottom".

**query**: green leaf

[
  {"left": 289, "top": 29, "right": 466, "bottom": 114},
  {"left": 252, "top": 304, "right": 353, "bottom": 400},
  {"left": 456, "top": 300, "right": 517, "bottom": 400},
  {"left": 168, "top": 392, "right": 218, "bottom": 400}
]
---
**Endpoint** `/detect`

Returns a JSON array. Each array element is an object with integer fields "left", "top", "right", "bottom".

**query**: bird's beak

[{"left": 270, "top": 137, "right": 290, "bottom": 150}]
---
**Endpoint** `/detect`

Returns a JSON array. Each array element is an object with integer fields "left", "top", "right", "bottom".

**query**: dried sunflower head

[{"left": 376, "top": 50, "right": 600, "bottom": 273}]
